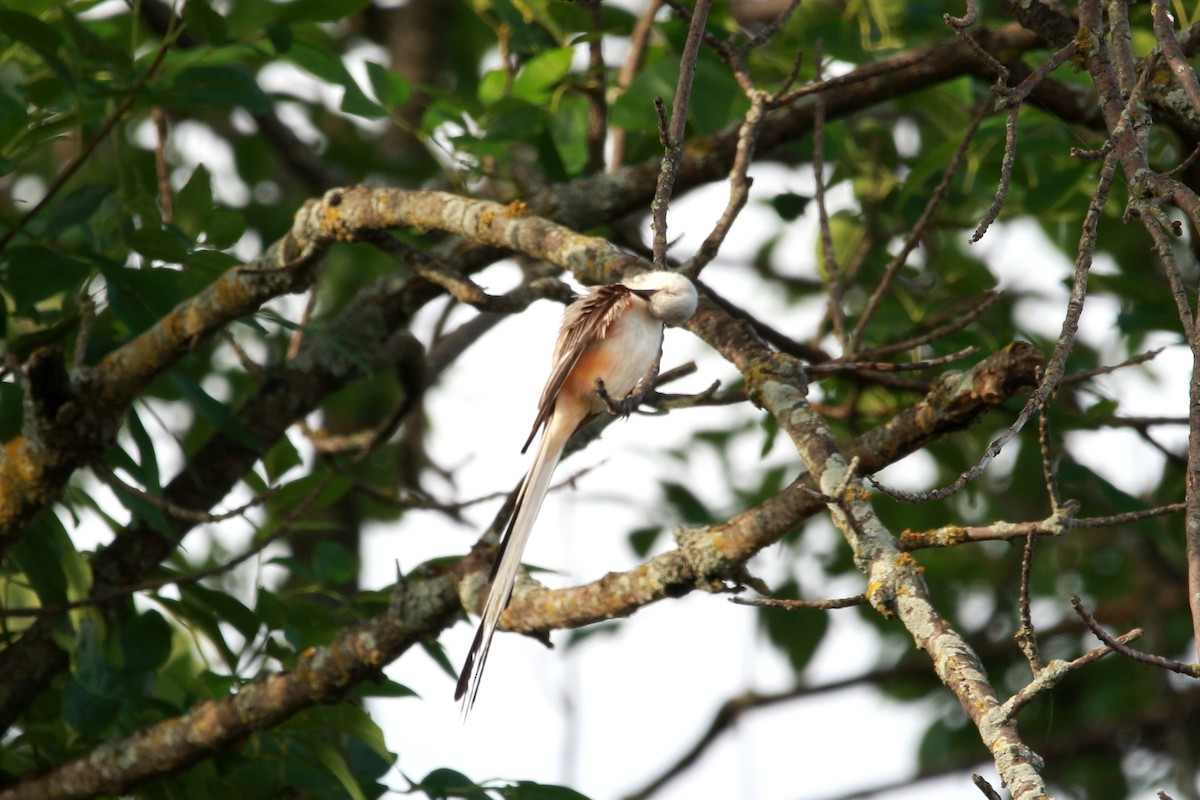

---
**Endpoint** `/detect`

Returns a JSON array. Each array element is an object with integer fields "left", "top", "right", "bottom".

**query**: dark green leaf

[
  {"left": 180, "top": 583, "right": 262, "bottom": 641},
  {"left": 366, "top": 61, "right": 411, "bottom": 110},
  {"left": 627, "top": 526, "right": 662, "bottom": 558},
  {"left": 0, "top": 10, "right": 73, "bottom": 89},
  {"left": 410, "top": 768, "right": 491, "bottom": 800},
  {"left": 276, "top": 0, "right": 372, "bottom": 23},
  {"left": 63, "top": 680, "right": 120, "bottom": 739},
  {"left": 166, "top": 371, "right": 262, "bottom": 449},
  {"left": 127, "top": 227, "right": 190, "bottom": 263},
  {"left": 771, "top": 192, "right": 810, "bottom": 221},
  {"left": 44, "top": 184, "right": 113, "bottom": 237},
  {"left": 163, "top": 66, "right": 273, "bottom": 114},
  {"left": 182, "top": 0, "right": 228, "bottom": 44},
  {"left": 174, "top": 165, "right": 213, "bottom": 239},
  {"left": 2, "top": 247, "right": 92, "bottom": 312},
  {"left": 313, "top": 541, "right": 357, "bottom": 585},
  {"left": 119, "top": 610, "right": 173, "bottom": 672},
  {"left": 759, "top": 581, "right": 830, "bottom": 673},
  {"left": 661, "top": 481, "right": 713, "bottom": 524},
  {"left": 499, "top": 782, "right": 595, "bottom": 800},
  {"left": 306, "top": 741, "right": 367, "bottom": 800}
]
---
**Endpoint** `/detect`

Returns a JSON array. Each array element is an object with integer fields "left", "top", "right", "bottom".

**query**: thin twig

[
  {"left": 730, "top": 594, "right": 866, "bottom": 611},
  {"left": 584, "top": 0, "right": 608, "bottom": 175},
  {"left": 153, "top": 107, "right": 173, "bottom": 223},
  {"left": 995, "top": 628, "right": 1144, "bottom": 724},
  {"left": 971, "top": 774, "right": 1003, "bottom": 800},
  {"left": 650, "top": 0, "right": 712, "bottom": 268},
  {"left": 810, "top": 41, "right": 848, "bottom": 350},
  {"left": 856, "top": 292, "right": 1002, "bottom": 360},
  {"left": 807, "top": 347, "right": 979, "bottom": 375},
  {"left": 1153, "top": 0, "right": 1200, "bottom": 112},
  {"left": 93, "top": 464, "right": 277, "bottom": 525},
  {"left": 1071, "top": 595, "right": 1200, "bottom": 678},
  {"left": 738, "top": 0, "right": 801, "bottom": 53},
  {"left": 1063, "top": 347, "right": 1165, "bottom": 384},
  {"left": 1015, "top": 530, "right": 1043, "bottom": 672}
]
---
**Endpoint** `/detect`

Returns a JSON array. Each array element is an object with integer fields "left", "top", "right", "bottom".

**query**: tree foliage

[{"left": 1, "top": 0, "right": 1199, "bottom": 798}]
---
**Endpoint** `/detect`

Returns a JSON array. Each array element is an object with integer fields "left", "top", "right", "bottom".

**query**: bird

[{"left": 455, "top": 270, "right": 699, "bottom": 711}]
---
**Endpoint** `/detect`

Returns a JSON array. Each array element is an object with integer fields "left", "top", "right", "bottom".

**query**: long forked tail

[{"left": 455, "top": 411, "right": 576, "bottom": 712}]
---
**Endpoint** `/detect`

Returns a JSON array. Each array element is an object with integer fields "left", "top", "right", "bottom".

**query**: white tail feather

[{"left": 455, "top": 410, "right": 578, "bottom": 712}]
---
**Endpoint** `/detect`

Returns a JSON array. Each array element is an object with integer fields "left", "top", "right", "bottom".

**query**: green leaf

[
  {"left": 759, "top": 581, "right": 830, "bottom": 673},
  {"left": 162, "top": 66, "right": 273, "bottom": 114},
  {"left": 366, "top": 61, "right": 411, "bottom": 110},
  {"left": 627, "top": 526, "right": 661, "bottom": 558},
  {"left": 156, "top": 596, "right": 240, "bottom": 670},
  {"left": 267, "top": 22, "right": 293, "bottom": 54},
  {"left": 180, "top": 583, "right": 261, "bottom": 641},
  {"left": 10, "top": 512, "right": 72, "bottom": 607},
  {"left": 119, "top": 610, "right": 173, "bottom": 672},
  {"left": 771, "top": 192, "right": 810, "bottom": 221},
  {"left": 313, "top": 541, "right": 357, "bottom": 586},
  {"left": 410, "top": 768, "right": 490, "bottom": 800},
  {"left": 300, "top": 704, "right": 394, "bottom": 762},
  {"left": 204, "top": 208, "right": 246, "bottom": 248},
  {"left": 174, "top": 165, "right": 213, "bottom": 239},
  {"left": 0, "top": 10, "right": 73, "bottom": 89},
  {"left": 100, "top": 263, "right": 186, "bottom": 333},
  {"left": 125, "top": 408, "right": 162, "bottom": 491},
  {"left": 306, "top": 741, "right": 366, "bottom": 800},
  {"left": 499, "top": 782, "right": 596, "bottom": 800},
  {"left": 2, "top": 247, "right": 92, "bottom": 312},
  {"left": 44, "top": 184, "right": 113, "bottom": 238},
  {"left": 286, "top": 40, "right": 385, "bottom": 119},
  {"left": 276, "top": 0, "right": 372, "bottom": 23},
  {"left": 182, "top": 0, "right": 228, "bottom": 44},
  {"left": 263, "top": 435, "right": 303, "bottom": 483},
  {"left": 550, "top": 96, "right": 590, "bottom": 176},
  {"left": 127, "top": 227, "right": 190, "bottom": 263},
  {"left": 349, "top": 679, "right": 417, "bottom": 699},
  {"left": 63, "top": 680, "right": 120, "bottom": 739},
  {"left": 477, "top": 69, "right": 508, "bottom": 106},
  {"left": 419, "top": 640, "right": 457, "bottom": 680},
  {"left": 166, "top": 371, "right": 262, "bottom": 449},
  {"left": 511, "top": 48, "right": 574, "bottom": 103},
  {"left": 661, "top": 481, "right": 713, "bottom": 524},
  {"left": 610, "top": 59, "right": 677, "bottom": 132}
]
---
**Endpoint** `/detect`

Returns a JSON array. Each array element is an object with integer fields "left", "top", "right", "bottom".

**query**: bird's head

[{"left": 625, "top": 271, "right": 699, "bottom": 325}]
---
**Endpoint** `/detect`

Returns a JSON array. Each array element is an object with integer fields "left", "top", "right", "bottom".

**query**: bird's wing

[{"left": 521, "top": 284, "right": 633, "bottom": 453}]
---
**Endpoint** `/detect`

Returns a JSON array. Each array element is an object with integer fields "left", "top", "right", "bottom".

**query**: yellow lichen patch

[
  {"left": 505, "top": 199, "right": 531, "bottom": 218},
  {"left": 840, "top": 483, "right": 872, "bottom": 504},
  {"left": 894, "top": 552, "right": 923, "bottom": 572},
  {"left": 480, "top": 209, "right": 497, "bottom": 227}
]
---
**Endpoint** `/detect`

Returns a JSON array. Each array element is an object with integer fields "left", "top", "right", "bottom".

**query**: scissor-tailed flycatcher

[{"left": 455, "top": 270, "right": 699, "bottom": 711}]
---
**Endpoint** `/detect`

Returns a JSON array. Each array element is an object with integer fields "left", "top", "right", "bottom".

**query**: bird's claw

[{"left": 596, "top": 378, "right": 641, "bottom": 416}]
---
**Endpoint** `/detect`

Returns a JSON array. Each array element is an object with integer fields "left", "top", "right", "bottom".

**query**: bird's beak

[{"left": 630, "top": 289, "right": 658, "bottom": 299}]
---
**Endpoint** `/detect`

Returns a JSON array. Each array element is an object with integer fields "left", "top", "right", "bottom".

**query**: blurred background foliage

[{"left": 0, "top": 0, "right": 1197, "bottom": 798}]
